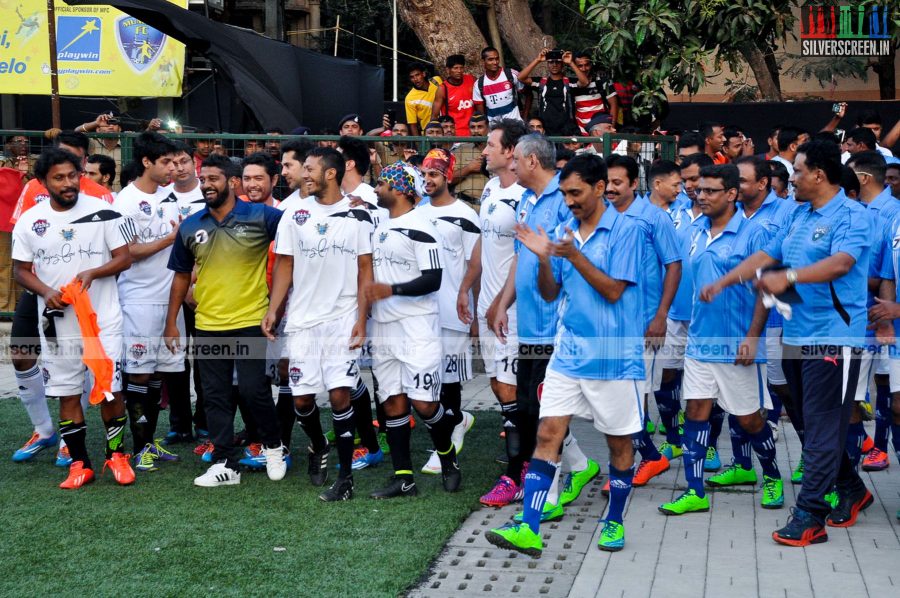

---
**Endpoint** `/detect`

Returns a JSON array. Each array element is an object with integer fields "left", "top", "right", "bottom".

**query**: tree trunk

[
  {"left": 486, "top": 1, "right": 505, "bottom": 64},
  {"left": 398, "top": 0, "right": 487, "bottom": 71},
  {"left": 762, "top": 46, "right": 782, "bottom": 95},
  {"left": 871, "top": 43, "right": 897, "bottom": 100},
  {"left": 739, "top": 42, "right": 782, "bottom": 100},
  {"left": 493, "top": 0, "right": 554, "bottom": 68}
]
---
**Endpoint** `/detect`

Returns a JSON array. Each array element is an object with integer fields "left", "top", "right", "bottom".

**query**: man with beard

[
  {"left": 416, "top": 148, "right": 480, "bottom": 476},
  {"left": 9, "top": 131, "right": 114, "bottom": 468},
  {"left": 264, "top": 147, "right": 373, "bottom": 501},
  {"left": 165, "top": 154, "right": 287, "bottom": 487},
  {"left": 364, "top": 161, "right": 461, "bottom": 498},
  {"left": 12, "top": 147, "right": 134, "bottom": 488},
  {"left": 113, "top": 132, "right": 184, "bottom": 473}
]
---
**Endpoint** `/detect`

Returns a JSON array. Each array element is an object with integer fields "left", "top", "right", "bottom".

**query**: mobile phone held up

[{"left": 546, "top": 49, "right": 563, "bottom": 61}]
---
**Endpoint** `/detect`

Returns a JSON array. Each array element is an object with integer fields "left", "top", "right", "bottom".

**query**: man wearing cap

[
  {"left": 452, "top": 114, "right": 490, "bottom": 211},
  {"left": 339, "top": 114, "right": 384, "bottom": 182},
  {"left": 366, "top": 161, "right": 461, "bottom": 498},
  {"left": 416, "top": 148, "right": 481, "bottom": 475},
  {"left": 578, "top": 114, "right": 626, "bottom": 157}
]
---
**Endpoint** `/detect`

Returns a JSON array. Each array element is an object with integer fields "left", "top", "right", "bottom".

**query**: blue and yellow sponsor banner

[{"left": 0, "top": 0, "right": 187, "bottom": 96}]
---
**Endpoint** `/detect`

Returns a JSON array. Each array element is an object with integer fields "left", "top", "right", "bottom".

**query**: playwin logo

[
  {"left": 800, "top": 4, "right": 893, "bottom": 56},
  {"left": 56, "top": 16, "right": 102, "bottom": 62}
]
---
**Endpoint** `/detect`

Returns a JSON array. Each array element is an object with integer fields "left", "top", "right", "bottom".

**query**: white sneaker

[
  {"left": 451, "top": 411, "right": 475, "bottom": 454},
  {"left": 194, "top": 462, "right": 241, "bottom": 487},
  {"left": 768, "top": 420, "right": 779, "bottom": 442},
  {"left": 421, "top": 450, "right": 442, "bottom": 475},
  {"left": 264, "top": 444, "right": 287, "bottom": 481}
]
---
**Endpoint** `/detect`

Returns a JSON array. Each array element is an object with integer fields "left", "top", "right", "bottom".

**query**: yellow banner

[{"left": 0, "top": 0, "right": 187, "bottom": 96}]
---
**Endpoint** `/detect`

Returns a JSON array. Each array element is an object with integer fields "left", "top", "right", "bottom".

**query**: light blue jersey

[
  {"left": 763, "top": 191, "right": 870, "bottom": 347},
  {"left": 515, "top": 172, "right": 571, "bottom": 345},
  {"left": 668, "top": 204, "right": 705, "bottom": 322},
  {"left": 549, "top": 209, "right": 644, "bottom": 380},
  {"left": 621, "top": 195, "right": 681, "bottom": 327},
  {"left": 687, "top": 211, "right": 769, "bottom": 363}
]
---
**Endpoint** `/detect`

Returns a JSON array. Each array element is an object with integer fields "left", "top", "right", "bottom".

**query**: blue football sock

[
  {"left": 605, "top": 464, "right": 634, "bottom": 525},
  {"left": 708, "top": 405, "right": 725, "bottom": 451},
  {"left": 749, "top": 424, "right": 780, "bottom": 479},
  {"left": 682, "top": 419, "right": 709, "bottom": 497},
  {"left": 728, "top": 415, "right": 753, "bottom": 469},
  {"left": 632, "top": 427, "right": 662, "bottom": 461},
  {"left": 845, "top": 421, "right": 865, "bottom": 469},
  {"left": 873, "top": 384, "right": 890, "bottom": 452},
  {"left": 655, "top": 371, "right": 683, "bottom": 446},
  {"left": 522, "top": 458, "right": 558, "bottom": 533}
]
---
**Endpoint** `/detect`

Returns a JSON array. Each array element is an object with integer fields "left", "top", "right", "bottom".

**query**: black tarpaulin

[{"left": 64, "top": 0, "right": 384, "bottom": 132}]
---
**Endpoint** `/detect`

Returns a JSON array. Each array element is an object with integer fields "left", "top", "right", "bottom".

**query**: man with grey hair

[{"left": 489, "top": 133, "right": 575, "bottom": 518}]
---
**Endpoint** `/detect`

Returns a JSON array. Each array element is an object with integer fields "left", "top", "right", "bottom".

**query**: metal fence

[{"left": 0, "top": 129, "right": 676, "bottom": 317}]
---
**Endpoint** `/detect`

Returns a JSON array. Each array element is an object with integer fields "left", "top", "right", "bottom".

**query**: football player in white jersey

[
  {"left": 12, "top": 148, "right": 135, "bottom": 489},
  {"left": 416, "top": 148, "right": 480, "bottom": 475},
  {"left": 265, "top": 147, "right": 374, "bottom": 501},
  {"left": 364, "top": 161, "right": 461, "bottom": 498},
  {"left": 456, "top": 118, "right": 530, "bottom": 506},
  {"left": 114, "top": 132, "right": 184, "bottom": 472}
]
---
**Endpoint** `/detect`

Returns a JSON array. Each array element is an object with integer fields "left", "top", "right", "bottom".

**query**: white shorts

[
  {"left": 855, "top": 348, "right": 877, "bottom": 402},
  {"left": 441, "top": 328, "right": 473, "bottom": 384},
  {"left": 371, "top": 315, "right": 442, "bottom": 403},
  {"left": 643, "top": 348, "right": 663, "bottom": 396},
  {"left": 287, "top": 310, "right": 360, "bottom": 396},
  {"left": 658, "top": 318, "right": 688, "bottom": 370},
  {"left": 889, "top": 358, "right": 900, "bottom": 393},
  {"left": 40, "top": 331, "right": 124, "bottom": 397},
  {"left": 266, "top": 317, "right": 288, "bottom": 381},
  {"left": 477, "top": 309, "right": 518, "bottom": 386},
  {"left": 683, "top": 358, "right": 772, "bottom": 416},
  {"left": 765, "top": 327, "right": 786, "bottom": 386},
  {"left": 539, "top": 368, "right": 644, "bottom": 436},
  {"left": 123, "top": 304, "right": 185, "bottom": 374}
]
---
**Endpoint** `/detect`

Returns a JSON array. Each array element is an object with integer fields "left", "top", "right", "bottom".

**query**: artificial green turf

[{"left": 0, "top": 399, "right": 503, "bottom": 597}]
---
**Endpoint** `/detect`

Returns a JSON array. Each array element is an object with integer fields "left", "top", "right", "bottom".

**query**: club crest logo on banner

[{"left": 115, "top": 16, "right": 167, "bottom": 73}]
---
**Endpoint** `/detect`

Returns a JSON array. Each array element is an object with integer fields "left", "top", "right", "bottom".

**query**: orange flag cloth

[{"left": 59, "top": 280, "right": 115, "bottom": 404}]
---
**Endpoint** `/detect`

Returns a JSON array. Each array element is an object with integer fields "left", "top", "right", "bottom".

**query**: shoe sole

[
  {"left": 761, "top": 501, "right": 784, "bottom": 510},
  {"left": 598, "top": 542, "right": 624, "bottom": 552},
  {"left": 790, "top": 478, "right": 803, "bottom": 485},
  {"left": 485, "top": 531, "right": 542, "bottom": 558},
  {"left": 706, "top": 479, "right": 758, "bottom": 487},
  {"left": 772, "top": 529, "right": 828, "bottom": 546},
  {"left": 453, "top": 413, "right": 476, "bottom": 454},
  {"left": 369, "top": 491, "right": 417, "bottom": 499},
  {"left": 60, "top": 475, "right": 95, "bottom": 490},
  {"left": 480, "top": 498, "right": 518, "bottom": 507},
  {"left": 658, "top": 505, "right": 709, "bottom": 516},
  {"left": 861, "top": 463, "right": 889, "bottom": 472},
  {"left": 194, "top": 479, "right": 240, "bottom": 487},
  {"left": 826, "top": 492, "right": 874, "bottom": 528}
]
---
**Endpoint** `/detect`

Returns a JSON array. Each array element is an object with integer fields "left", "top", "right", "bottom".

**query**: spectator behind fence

[
  {"left": 451, "top": 114, "right": 489, "bottom": 211},
  {"left": 432, "top": 54, "right": 476, "bottom": 137},
  {"left": 85, "top": 154, "right": 117, "bottom": 194},
  {"left": 1, "top": 133, "right": 37, "bottom": 180},
  {"left": 405, "top": 63, "right": 442, "bottom": 136}
]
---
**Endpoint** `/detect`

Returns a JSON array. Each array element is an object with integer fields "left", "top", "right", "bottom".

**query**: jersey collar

[{"left": 811, "top": 189, "right": 848, "bottom": 217}]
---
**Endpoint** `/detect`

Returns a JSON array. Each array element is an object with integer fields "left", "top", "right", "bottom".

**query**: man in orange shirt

[
  {"left": 9, "top": 131, "right": 114, "bottom": 467},
  {"left": 700, "top": 121, "right": 728, "bottom": 165}
]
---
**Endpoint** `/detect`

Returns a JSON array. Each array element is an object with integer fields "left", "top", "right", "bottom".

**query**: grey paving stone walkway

[{"left": 410, "top": 374, "right": 900, "bottom": 598}]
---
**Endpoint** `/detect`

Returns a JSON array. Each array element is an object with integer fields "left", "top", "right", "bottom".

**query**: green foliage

[{"left": 578, "top": 0, "right": 799, "bottom": 116}]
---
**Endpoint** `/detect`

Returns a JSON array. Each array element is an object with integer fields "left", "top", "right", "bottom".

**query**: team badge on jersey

[
  {"left": 481, "top": 187, "right": 491, "bottom": 202},
  {"left": 41, "top": 368, "right": 50, "bottom": 384},
  {"left": 32, "top": 219, "right": 50, "bottom": 237},
  {"left": 115, "top": 16, "right": 167, "bottom": 73},
  {"left": 378, "top": 231, "right": 388, "bottom": 243},
  {"left": 811, "top": 225, "right": 830, "bottom": 241},
  {"left": 60, "top": 228, "right": 75, "bottom": 241},
  {"left": 289, "top": 366, "right": 303, "bottom": 383},
  {"left": 139, "top": 201, "right": 152, "bottom": 215},
  {"left": 487, "top": 203, "right": 496, "bottom": 215},
  {"left": 35, "top": 194, "right": 50, "bottom": 204},
  {"left": 194, "top": 229, "right": 209, "bottom": 244},
  {"left": 316, "top": 222, "right": 329, "bottom": 235},
  {"left": 157, "top": 207, "right": 164, "bottom": 218},
  {"left": 130, "top": 343, "right": 147, "bottom": 358},
  {"left": 293, "top": 209, "right": 310, "bottom": 226},
  {"left": 179, "top": 206, "right": 191, "bottom": 217}
]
